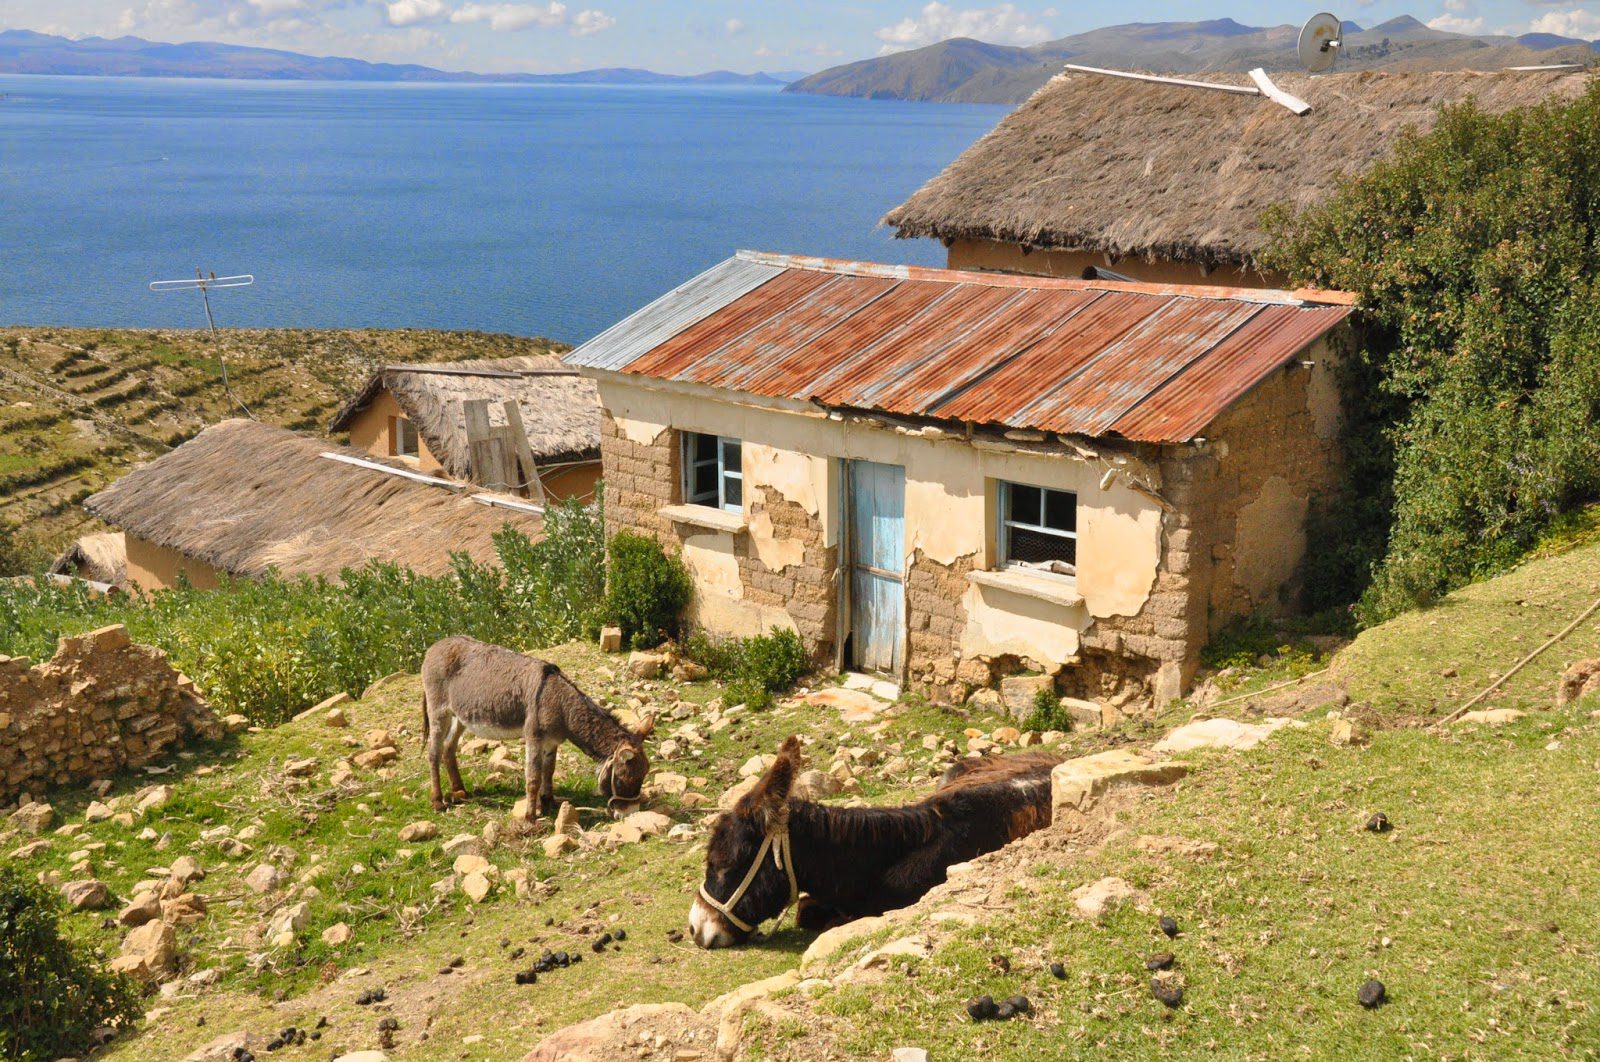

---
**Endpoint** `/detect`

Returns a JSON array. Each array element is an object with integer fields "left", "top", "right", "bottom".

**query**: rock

[
  {"left": 1557, "top": 658, "right": 1600, "bottom": 706},
  {"left": 114, "top": 919, "right": 178, "bottom": 982},
  {"left": 792, "top": 769, "right": 838, "bottom": 801},
  {"left": 671, "top": 660, "right": 709, "bottom": 682},
  {"left": 333, "top": 1053, "right": 390, "bottom": 1062},
  {"left": 269, "top": 902, "right": 310, "bottom": 938},
  {"left": 1357, "top": 979, "right": 1387, "bottom": 1008},
  {"left": 11, "top": 801, "right": 53, "bottom": 834},
  {"left": 220, "top": 714, "right": 250, "bottom": 734},
  {"left": 1000, "top": 674, "right": 1053, "bottom": 718},
  {"left": 169, "top": 855, "right": 205, "bottom": 885},
  {"left": 598, "top": 626, "right": 624, "bottom": 653},
  {"left": 84, "top": 800, "right": 115, "bottom": 823},
  {"left": 244, "top": 863, "right": 282, "bottom": 894},
  {"left": 1069, "top": 876, "right": 1146, "bottom": 921},
  {"left": 61, "top": 879, "right": 111, "bottom": 910},
  {"left": 1051, "top": 750, "right": 1189, "bottom": 819},
  {"left": 10, "top": 839, "right": 51, "bottom": 859},
  {"left": 739, "top": 754, "right": 771, "bottom": 778},
  {"left": 454, "top": 854, "right": 491, "bottom": 875},
  {"left": 313, "top": 691, "right": 351, "bottom": 719},
  {"left": 183, "top": 1031, "right": 267, "bottom": 1061},
  {"left": 623, "top": 810, "right": 672, "bottom": 837},
  {"left": 365, "top": 728, "right": 394, "bottom": 750},
  {"left": 718, "top": 776, "right": 760, "bottom": 811},
  {"left": 118, "top": 890, "right": 162, "bottom": 927},
  {"left": 325, "top": 706, "right": 350, "bottom": 728},
  {"left": 1133, "top": 835, "right": 1219, "bottom": 860},
  {"left": 1060, "top": 697, "right": 1104, "bottom": 730},
  {"left": 553, "top": 802, "right": 581, "bottom": 836},
  {"left": 135, "top": 784, "right": 175, "bottom": 813},
  {"left": 442, "top": 834, "right": 483, "bottom": 859},
  {"left": 1453, "top": 709, "right": 1525, "bottom": 727},
  {"left": 608, "top": 822, "right": 644, "bottom": 845},
  {"left": 803, "top": 687, "right": 885, "bottom": 722},
  {"left": 543, "top": 834, "right": 577, "bottom": 858},
  {"left": 1330, "top": 718, "right": 1369, "bottom": 747},
  {"left": 321, "top": 921, "right": 352, "bottom": 946},
  {"left": 461, "top": 871, "right": 494, "bottom": 903},
  {"left": 1152, "top": 717, "right": 1300, "bottom": 754},
  {"left": 353, "top": 747, "right": 398, "bottom": 770},
  {"left": 398, "top": 820, "right": 439, "bottom": 843},
  {"left": 650, "top": 771, "right": 689, "bottom": 796},
  {"left": 627, "top": 651, "right": 664, "bottom": 679},
  {"left": 282, "top": 757, "right": 319, "bottom": 777},
  {"left": 162, "top": 893, "right": 207, "bottom": 924},
  {"left": 991, "top": 726, "right": 1021, "bottom": 744},
  {"left": 891, "top": 1050, "right": 929, "bottom": 1062},
  {"left": 522, "top": 1002, "right": 696, "bottom": 1062}
]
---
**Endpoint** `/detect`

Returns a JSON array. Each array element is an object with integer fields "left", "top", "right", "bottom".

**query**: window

[
  {"left": 999, "top": 481, "right": 1077, "bottom": 572},
  {"left": 392, "top": 416, "right": 419, "bottom": 459},
  {"left": 682, "top": 432, "right": 742, "bottom": 513}
]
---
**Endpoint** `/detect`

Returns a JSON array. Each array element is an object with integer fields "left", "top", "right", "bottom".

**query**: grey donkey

[{"left": 421, "top": 636, "right": 655, "bottom": 820}]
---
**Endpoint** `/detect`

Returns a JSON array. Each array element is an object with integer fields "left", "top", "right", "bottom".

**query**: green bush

[
  {"left": 1266, "top": 82, "right": 1600, "bottom": 623},
  {"left": 685, "top": 626, "right": 810, "bottom": 710},
  {"left": 1021, "top": 684, "right": 1071, "bottom": 733},
  {"left": 0, "top": 520, "right": 45, "bottom": 577},
  {"left": 604, "top": 531, "right": 691, "bottom": 650},
  {"left": 0, "top": 867, "right": 141, "bottom": 1061}
]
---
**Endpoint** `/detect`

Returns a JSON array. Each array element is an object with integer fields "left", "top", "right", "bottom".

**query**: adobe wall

[
  {"left": 343, "top": 391, "right": 445, "bottom": 474},
  {"left": 125, "top": 535, "right": 222, "bottom": 593},
  {"left": 0, "top": 625, "right": 222, "bottom": 803},
  {"left": 946, "top": 238, "right": 1289, "bottom": 290},
  {"left": 540, "top": 461, "right": 603, "bottom": 505}
]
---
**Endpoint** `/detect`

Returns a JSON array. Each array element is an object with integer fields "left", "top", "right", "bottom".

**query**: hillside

[
  {"left": 0, "top": 29, "right": 789, "bottom": 85},
  {"left": 0, "top": 328, "right": 563, "bottom": 560},
  {"left": 788, "top": 15, "right": 1599, "bottom": 103}
]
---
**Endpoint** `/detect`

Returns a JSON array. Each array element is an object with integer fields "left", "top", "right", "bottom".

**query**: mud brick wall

[
  {"left": 0, "top": 625, "right": 222, "bottom": 802},
  {"left": 600, "top": 410, "right": 680, "bottom": 542}
]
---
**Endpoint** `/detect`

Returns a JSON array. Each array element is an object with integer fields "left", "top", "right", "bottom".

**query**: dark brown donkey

[
  {"left": 689, "top": 736, "right": 1060, "bottom": 948},
  {"left": 421, "top": 636, "right": 654, "bottom": 820}
]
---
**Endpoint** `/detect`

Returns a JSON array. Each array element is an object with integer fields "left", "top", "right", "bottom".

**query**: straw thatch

[
  {"left": 328, "top": 355, "right": 600, "bottom": 476},
  {"left": 84, "top": 420, "right": 542, "bottom": 581},
  {"left": 49, "top": 532, "right": 127, "bottom": 587},
  {"left": 885, "top": 68, "right": 1591, "bottom": 269}
]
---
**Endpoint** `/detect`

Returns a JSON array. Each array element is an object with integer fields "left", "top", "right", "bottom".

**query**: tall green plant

[
  {"left": 604, "top": 531, "right": 691, "bottom": 649},
  {"left": 1265, "top": 83, "right": 1600, "bottom": 622}
]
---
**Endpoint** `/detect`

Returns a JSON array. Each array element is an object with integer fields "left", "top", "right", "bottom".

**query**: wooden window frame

[
  {"left": 392, "top": 416, "right": 419, "bottom": 460},
  {"left": 998, "top": 480, "right": 1077, "bottom": 573},
  {"left": 681, "top": 431, "right": 743, "bottom": 514}
]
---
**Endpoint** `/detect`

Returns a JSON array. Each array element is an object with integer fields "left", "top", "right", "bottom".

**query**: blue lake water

[{"left": 0, "top": 77, "right": 1006, "bottom": 343}]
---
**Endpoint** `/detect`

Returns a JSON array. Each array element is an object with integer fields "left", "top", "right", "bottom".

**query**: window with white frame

[
  {"left": 682, "top": 432, "right": 742, "bottom": 513},
  {"left": 392, "top": 416, "right": 419, "bottom": 459},
  {"left": 998, "top": 481, "right": 1077, "bottom": 573}
]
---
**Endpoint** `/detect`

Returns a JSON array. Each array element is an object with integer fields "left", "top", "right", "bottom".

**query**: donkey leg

[
  {"left": 426, "top": 710, "right": 448, "bottom": 812},
  {"left": 538, "top": 744, "right": 559, "bottom": 816},
  {"left": 520, "top": 727, "right": 541, "bottom": 821},
  {"left": 443, "top": 718, "right": 469, "bottom": 803}
]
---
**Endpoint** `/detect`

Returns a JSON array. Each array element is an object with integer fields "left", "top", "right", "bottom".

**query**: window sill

[
  {"left": 967, "top": 567, "right": 1084, "bottom": 608},
  {"left": 658, "top": 503, "right": 747, "bottom": 534}
]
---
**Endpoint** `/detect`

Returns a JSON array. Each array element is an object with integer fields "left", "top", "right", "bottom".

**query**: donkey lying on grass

[
  {"left": 421, "top": 636, "right": 654, "bottom": 821},
  {"left": 689, "top": 736, "right": 1061, "bottom": 948}
]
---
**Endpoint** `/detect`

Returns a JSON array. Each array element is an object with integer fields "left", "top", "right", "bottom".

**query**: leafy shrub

[
  {"left": 1021, "top": 684, "right": 1071, "bottom": 733},
  {"left": 685, "top": 626, "right": 810, "bottom": 709},
  {"left": 0, "top": 866, "right": 141, "bottom": 1061},
  {"left": 604, "top": 531, "right": 691, "bottom": 650},
  {"left": 0, "top": 520, "right": 46, "bottom": 577},
  {"left": 1266, "top": 83, "right": 1600, "bottom": 623}
]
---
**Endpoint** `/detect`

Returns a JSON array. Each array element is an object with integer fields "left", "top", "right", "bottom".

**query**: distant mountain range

[
  {"left": 787, "top": 16, "right": 1599, "bottom": 103},
  {"left": 0, "top": 29, "right": 797, "bottom": 85}
]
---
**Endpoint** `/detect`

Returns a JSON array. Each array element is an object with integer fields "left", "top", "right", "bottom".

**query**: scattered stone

[
  {"left": 1357, "top": 979, "right": 1387, "bottom": 1009},
  {"left": 282, "top": 757, "right": 318, "bottom": 777},
  {"left": 999, "top": 674, "right": 1053, "bottom": 717},
  {"left": 553, "top": 802, "right": 580, "bottom": 836},
  {"left": 1070, "top": 877, "right": 1147, "bottom": 921},
  {"left": 352, "top": 747, "right": 398, "bottom": 770},
  {"left": 62, "top": 879, "right": 111, "bottom": 910},
  {"left": 1159, "top": 916, "right": 1180, "bottom": 939},
  {"left": 453, "top": 854, "right": 491, "bottom": 876},
  {"left": 135, "top": 784, "right": 175, "bottom": 814},
  {"left": 598, "top": 626, "right": 623, "bottom": 653},
  {"left": 398, "top": 821, "right": 438, "bottom": 843},
  {"left": 118, "top": 890, "right": 162, "bottom": 927},
  {"left": 461, "top": 871, "right": 494, "bottom": 903},
  {"left": 792, "top": 769, "right": 837, "bottom": 802},
  {"left": 891, "top": 1050, "right": 929, "bottom": 1062},
  {"left": 1153, "top": 717, "right": 1299, "bottom": 754},
  {"left": 268, "top": 902, "right": 310, "bottom": 940},
  {"left": 112, "top": 919, "right": 178, "bottom": 982},
  {"left": 627, "top": 651, "right": 664, "bottom": 679},
  {"left": 161, "top": 893, "right": 207, "bottom": 924},
  {"left": 1557, "top": 658, "right": 1600, "bottom": 707},
  {"left": 650, "top": 771, "right": 689, "bottom": 796},
  {"left": 623, "top": 810, "right": 672, "bottom": 837},
  {"left": 608, "top": 822, "right": 644, "bottom": 845},
  {"left": 542, "top": 834, "right": 577, "bottom": 858},
  {"left": 11, "top": 801, "right": 53, "bottom": 834},
  {"left": 84, "top": 800, "right": 115, "bottom": 823},
  {"left": 169, "top": 855, "right": 205, "bottom": 885},
  {"left": 245, "top": 864, "right": 282, "bottom": 894},
  {"left": 1146, "top": 952, "right": 1175, "bottom": 971},
  {"left": 717, "top": 776, "right": 760, "bottom": 811},
  {"left": 1453, "top": 709, "right": 1526, "bottom": 727},
  {"left": 10, "top": 839, "right": 51, "bottom": 860},
  {"left": 1365, "top": 812, "right": 1392, "bottom": 834},
  {"left": 332, "top": 1052, "right": 388, "bottom": 1062},
  {"left": 441, "top": 834, "right": 483, "bottom": 859},
  {"left": 991, "top": 726, "right": 1021, "bottom": 744},
  {"left": 1330, "top": 718, "right": 1369, "bottom": 747},
  {"left": 1051, "top": 750, "right": 1189, "bottom": 819},
  {"left": 1151, "top": 974, "right": 1185, "bottom": 1008},
  {"left": 322, "top": 922, "right": 352, "bottom": 946},
  {"left": 1133, "top": 835, "right": 1219, "bottom": 860}
]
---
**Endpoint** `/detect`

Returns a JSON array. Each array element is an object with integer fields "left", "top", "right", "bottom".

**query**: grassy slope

[
  {"left": 0, "top": 328, "right": 561, "bottom": 557},
  {"left": 755, "top": 540, "right": 1600, "bottom": 1058},
  {"left": 10, "top": 642, "right": 1030, "bottom": 1060}
]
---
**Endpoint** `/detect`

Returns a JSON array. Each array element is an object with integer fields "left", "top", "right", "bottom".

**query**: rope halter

[{"left": 696, "top": 810, "right": 799, "bottom": 935}]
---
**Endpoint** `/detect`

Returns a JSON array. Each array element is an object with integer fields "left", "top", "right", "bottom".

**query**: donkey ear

[
  {"left": 634, "top": 712, "right": 657, "bottom": 740},
  {"left": 616, "top": 746, "right": 637, "bottom": 764}
]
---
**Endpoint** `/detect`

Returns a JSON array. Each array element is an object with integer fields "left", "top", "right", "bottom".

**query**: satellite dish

[{"left": 1299, "top": 12, "right": 1344, "bottom": 73}]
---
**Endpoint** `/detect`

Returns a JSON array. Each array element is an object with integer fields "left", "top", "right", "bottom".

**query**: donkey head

[
  {"left": 689, "top": 735, "right": 802, "bottom": 949},
  {"left": 598, "top": 712, "right": 656, "bottom": 818}
]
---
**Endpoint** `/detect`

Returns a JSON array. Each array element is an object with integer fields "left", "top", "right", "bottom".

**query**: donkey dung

[
  {"left": 965, "top": 995, "right": 999, "bottom": 1021},
  {"left": 1159, "top": 916, "right": 1180, "bottom": 938},
  {"left": 1151, "top": 976, "right": 1185, "bottom": 1008},
  {"left": 1366, "top": 812, "right": 1392, "bottom": 833},
  {"left": 1147, "top": 952, "right": 1176, "bottom": 971},
  {"left": 1358, "top": 979, "right": 1387, "bottom": 1009}
]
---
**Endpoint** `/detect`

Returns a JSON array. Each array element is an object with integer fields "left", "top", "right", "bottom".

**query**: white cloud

[
  {"left": 875, "top": 3, "right": 1052, "bottom": 54},
  {"left": 753, "top": 42, "right": 780, "bottom": 57},
  {"left": 1526, "top": 7, "right": 1600, "bottom": 36},
  {"left": 449, "top": 3, "right": 567, "bottom": 31},
  {"left": 382, "top": 0, "right": 448, "bottom": 27},
  {"left": 570, "top": 9, "right": 614, "bottom": 36},
  {"left": 724, "top": 17, "right": 746, "bottom": 36},
  {"left": 809, "top": 43, "right": 844, "bottom": 57},
  {"left": 1427, "top": 12, "right": 1487, "bottom": 32}
]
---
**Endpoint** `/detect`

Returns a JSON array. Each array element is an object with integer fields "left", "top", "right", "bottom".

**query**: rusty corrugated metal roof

[{"left": 563, "top": 251, "right": 1353, "bottom": 443}]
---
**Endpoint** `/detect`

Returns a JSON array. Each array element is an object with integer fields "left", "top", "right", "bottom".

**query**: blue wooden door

[{"left": 848, "top": 460, "right": 905, "bottom": 675}]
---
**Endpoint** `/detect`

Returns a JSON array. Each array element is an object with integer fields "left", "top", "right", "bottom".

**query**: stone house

[
  {"left": 329, "top": 355, "right": 603, "bottom": 503},
  {"left": 565, "top": 251, "right": 1354, "bottom": 711},
  {"left": 884, "top": 68, "right": 1587, "bottom": 288}
]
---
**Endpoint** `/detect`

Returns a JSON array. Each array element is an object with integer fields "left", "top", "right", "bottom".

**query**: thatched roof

[
  {"left": 328, "top": 355, "right": 600, "bottom": 475},
  {"left": 85, "top": 420, "right": 542, "bottom": 581},
  {"left": 885, "top": 68, "right": 1590, "bottom": 269},
  {"left": 49, "top": 532, "right": 126, "bottom": 587}
]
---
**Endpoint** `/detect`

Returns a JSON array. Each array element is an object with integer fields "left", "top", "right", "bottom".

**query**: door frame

[{"left": 836, "top": 457, "right": 909, "bottom": 681}]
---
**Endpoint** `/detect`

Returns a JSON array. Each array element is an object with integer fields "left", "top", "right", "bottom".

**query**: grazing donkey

[
  {"left": 689, "top": 736, "right": 1061, "bottom": 948},
  {"left": 421, "top": 636, "right": 655, "bottom": 820}
]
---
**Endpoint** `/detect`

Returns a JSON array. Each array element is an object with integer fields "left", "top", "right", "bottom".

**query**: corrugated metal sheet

[{"left": 570, "top": 252, "right": 1352, "bottom": 443}]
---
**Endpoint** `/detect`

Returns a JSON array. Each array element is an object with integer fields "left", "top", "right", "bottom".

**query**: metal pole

[{"left": 197, "top": 268, "right": 217, "bottom": 333}]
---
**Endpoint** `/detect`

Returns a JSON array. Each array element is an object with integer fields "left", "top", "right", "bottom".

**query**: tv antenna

[
  {"left": 149, "top": 269, "right": 255, "bottom": 418},
  {"left": 1299, "top": 12, "right": 1345, "bottom": 73}
]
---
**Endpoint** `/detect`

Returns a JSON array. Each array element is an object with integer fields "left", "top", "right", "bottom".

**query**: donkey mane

[
  {"left": 544, "top": 668, "right": 639, "bottom": 761},
  {"left": 789, "top": 798, "right": 941, "bottom": 851}
]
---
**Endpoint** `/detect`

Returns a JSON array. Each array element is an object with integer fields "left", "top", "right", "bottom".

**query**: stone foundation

[{"left": 0, "top": 625, "right": 222, "bottom": 802}]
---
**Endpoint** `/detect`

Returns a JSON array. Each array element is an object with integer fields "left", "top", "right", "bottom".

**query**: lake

[{"left": 0, "top": 76, "right": 1006, "bottom": 343}]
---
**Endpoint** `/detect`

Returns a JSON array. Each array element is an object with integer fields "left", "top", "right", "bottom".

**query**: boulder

[
  {"left": 1000, "top": 674, "right": 1053, "bottom": 718},
  {"left": 1060, "top": 697, "right": 1104, "bottom": 730},
  {"left": 627, "top": 651, "right": 664, "bottom": 679},
  {"left": 268, "top": 902, "right": 310, "bottom": 939},
  {"left": 244, "top": 864, "right": 282, "bottom": 894},
  {"left": 1558, "top": 659, "right": 1600, "bottom": 706},
  {"left": 461, "top": 871, "right": 494, "bottom": 902},
  {"left": 1329, "top": 718, "right": 1369, "bottom": 747},
  {"left": 623, "top": 810, "right": 672, "bottom": 837},
  {"left": 792, "top": 769, "right": 838, "bottom": 801},
  {"left": 282, "top": 757, "right": 319, "bottom": 777},
  {"left": 608, "top": 822, "right": 644, "bottom": 845},
  {"left": 442, "top": 834, "right": 483, "bottom": 859},
  {"left": 1051, "top": 750, "right": 1189, "bottom": 819},
  {"left": 398, "top": 820, "right": 439, "bottom": 843},
  {"left": 169, "top": 855, "right": 205, "bottom": 885},
  {"left": 1454, "top": 708, "right": 1526, "bottom": 727},
  {"left": 118, "top": 890, "right": 163, "bottom": 927},
  {"left": 718, "top": 776, "right": 760, "bottom": 811},
  {"left": 553, "top": 802, "right": 581, "bottom": 836},
  {"left": 453, "top": 854, "right": 491, "bottom": 876},
  {"left": 1152, "top": 717, "right": 1299, "bottom": 754},
  {"left": 162, "top": 893, "right": 208, "bottom": 925},
  {"left": 134, "top": 784, "right": 175, "bottom": 814},
  {"left": 11, "top": 801, "right": 53, "bottom": 835},
  {"left": 650, "top": 772, "right": 689, "bottom": 797},
  {"left": 113, "top": 919, "right": 178, "bottom": 982},
  {"left": 10, "top": 839, "right": 52, "bottom": 860},
  {"left": 542, "top": 834, "right": 577, "bottom": 858},
  {"left": 739, "top": 754, "right": 772, "bottom": 778},
  {"left": 61, "top": 879, "right": 111, "bottom": 910},
  {"left": 598, "top": 626, "right": 624, "bottom": 653},
  {"left": 1069, "top": 876, "right": 1147, "bottom": 921},
  {"left": 84, "top": 800, "right": 115, "bottom": 823}
]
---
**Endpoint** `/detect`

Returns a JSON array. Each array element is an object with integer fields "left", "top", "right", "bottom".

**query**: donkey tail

[{"left": 421, "top": 687, "right": 430, "bottom": 743}]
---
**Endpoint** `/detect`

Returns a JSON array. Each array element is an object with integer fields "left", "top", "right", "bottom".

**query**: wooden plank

[
  {"left": 1248, "top": 68, "right": 1312, "bottom": 115},
  {"left": 1063, "top": 64, "right": 1260, "bottom": 97},
  {"left": 462, "top": 399, "right": 495, "bottom": 486},
  {"left": 500, "top": 400, "right": 547, "bottom": 505}
]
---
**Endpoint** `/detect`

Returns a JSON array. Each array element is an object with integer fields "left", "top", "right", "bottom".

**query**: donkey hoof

[
  {"left": 451, "top": 789, "right": 469, "bottom": 803},
  {"left": 432, "top": 798, "right": 448, "bottom": 812}
]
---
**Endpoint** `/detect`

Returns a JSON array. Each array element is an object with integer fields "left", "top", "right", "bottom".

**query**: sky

[{"left": 1, "top": 1, "right": 1597, "bottom": 75}]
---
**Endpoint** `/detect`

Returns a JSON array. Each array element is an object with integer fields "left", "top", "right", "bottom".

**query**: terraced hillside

[{"left": 0, "top": 328, "right": 564, "bottom": 559}]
